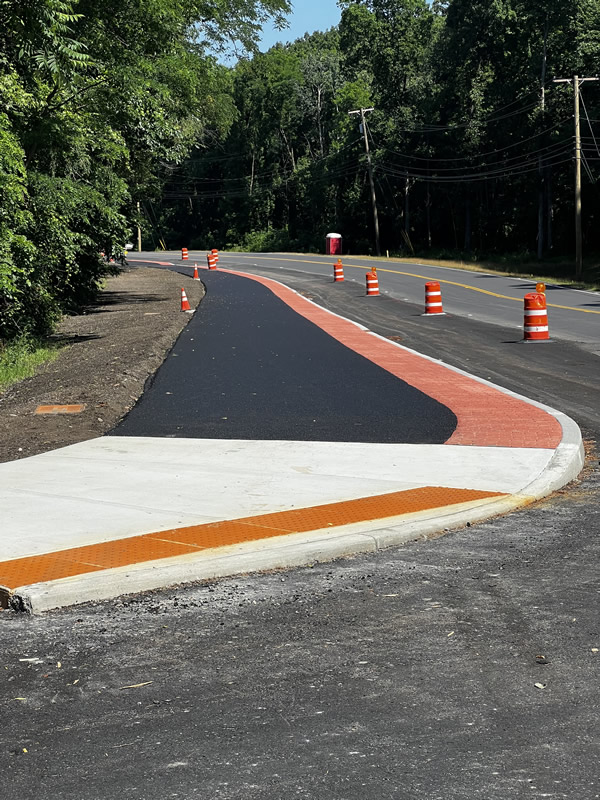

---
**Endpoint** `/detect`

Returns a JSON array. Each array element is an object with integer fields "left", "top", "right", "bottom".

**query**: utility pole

[
  {"left": 537, "top": 18, "right": 548, "bottom": 261},
  {"left": 349, "top": 107, "right": 381, "bottom": 256},
  {"left": 136, "top": 200, "right": 142, "bottom": 252},
  {"left": 553, "top": 75, "right": 599, "bottom": 278}
]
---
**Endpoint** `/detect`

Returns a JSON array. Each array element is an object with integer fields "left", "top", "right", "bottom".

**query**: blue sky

[{"left": 259, "top": 0, "right": 342, "bottom": 51}]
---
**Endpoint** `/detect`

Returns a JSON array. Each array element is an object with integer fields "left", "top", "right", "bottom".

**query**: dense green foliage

[
  {"left": 3, "top": 0, "right": 600, "bottom": 345},
  {"left": 0, "top": 0, "right": 290, "bottom": 341},
  {"left": 157, "top": 0, "right": 600, "bottom": 268}
]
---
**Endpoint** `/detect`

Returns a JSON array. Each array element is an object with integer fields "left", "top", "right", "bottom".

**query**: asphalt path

[
  {"left": 112, "top": 270, "right": 456, "bottom": 443},
  {"left": 2, "top": 251, "right": 600, "bottom": 800}
]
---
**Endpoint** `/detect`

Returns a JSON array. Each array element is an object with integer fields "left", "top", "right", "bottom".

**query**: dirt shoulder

[{"left": 0, "top": 265, "right": 204, "bottom": 463}]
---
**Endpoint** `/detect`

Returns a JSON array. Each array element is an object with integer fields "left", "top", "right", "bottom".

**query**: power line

[
  {"left": 553, "top": 74, "right": 600, "bottom": 277},
  {"left": 378, "top": 144, "right": 573, "bottom": 181},
  {"left": 378, "top": 152, "right": 573, "bottom": 184},
  {"left": 379, "top": 119, "right": 573, "bottom": 163},
  {"left": 579, "top": 90, "right": 600, "bottom": 157}
]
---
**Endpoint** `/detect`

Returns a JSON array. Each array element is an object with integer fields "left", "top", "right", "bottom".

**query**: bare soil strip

[{"left": 0, "top": 265, "right": 203, "bottom": 464}]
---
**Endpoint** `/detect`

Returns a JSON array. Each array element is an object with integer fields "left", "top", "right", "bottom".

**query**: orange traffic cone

[
  {"left": 366, "top": 268, "right": 379, "bottom": 296},
  {"left": 180, "top": 288, "right": 192, "bottom": 313},
  {"left": 192, "top": 264, "right": 200, "bottom": 280},
  {"left": 333, "top": 259, "right": 344, "bottom": 282}
]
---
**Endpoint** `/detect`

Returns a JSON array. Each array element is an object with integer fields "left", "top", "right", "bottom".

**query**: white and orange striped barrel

[
  {"left": 211, "top": 248, "right": 219, "bottom": 264},
  {"left": 181, "top": 247, "right": 189, "bottom": 260},
  {"left": 424, "top": 281, "right": 444, "bottom": 315},
  {"left": 207, "top": 253, "right": 217, "bottom": 270},
  {"left": 333, "top": 259, "right": 344, "bottom": 282},
  {"left": 524, "top": 292, "right": 549, "bottom": 341},
  {"left": 366, "top": 268, "right": 379, "bottom": 296}
]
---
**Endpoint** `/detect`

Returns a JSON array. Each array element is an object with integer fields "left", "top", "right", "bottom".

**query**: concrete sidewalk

[{"left": 0, "top": 270, "right": 584, "bottom": 612}]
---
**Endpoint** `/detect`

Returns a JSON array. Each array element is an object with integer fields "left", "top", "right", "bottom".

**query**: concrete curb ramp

[{"left": 0, "top": 272, "right": 584, "bottom": 613}]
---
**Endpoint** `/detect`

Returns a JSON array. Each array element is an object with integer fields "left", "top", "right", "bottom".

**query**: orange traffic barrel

[
  {"left": 181, "top": 247, "right": 189, "bottom": 261},
  {"left": 180, "top": 288, "right": 192, "bottom": 313},
  {"left": 333, "top": 259, "right": 344, "bottom": 282},
  {"left": 207, "top": 253, "right": 217, "bottom": 270},
  {"left": 366, "top": 268, "right": 379, "bottom": 296},
  {"left": 523, "top": 292, "right": 549, "bottom": 341},
  {"left": 211, "top": 248, "right": 219, "bottom": 263},
  {"left": 424, "top": 281, "right": 444, "bottom": 315}
]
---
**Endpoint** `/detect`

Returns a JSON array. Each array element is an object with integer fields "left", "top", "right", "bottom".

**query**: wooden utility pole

[
  {"left": 553, "top": 75, "right": 599, "bottom": 278},
  {"left": 349, "top": 107, "right": 381, "bottom": 256},
  {"left": 537, "top": 18, "right": 548, "bottom": 261}
]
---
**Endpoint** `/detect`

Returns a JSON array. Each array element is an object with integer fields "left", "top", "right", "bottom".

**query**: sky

[{"left": 259, "top": 0, "right": 342, "bottom": 51}]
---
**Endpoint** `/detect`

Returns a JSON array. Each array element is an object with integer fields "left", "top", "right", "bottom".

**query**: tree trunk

[
  {"left": 537, "top": 157, "right": 544, "bottom": 259},
  {"left": 317, "top": 87, "right": 324, "bottom": 157},
  {"left": 546, "top": 166, "right": 553, "bottom": 251},
  {"left": 537, "top": 17, "right": 549, "bottom": 259},
  {"left": 426, "top": 182, "right": 432, "bottom": 248},
  {"left": 449, "top": 195, "right": 458, "bottom": 250},
  {"left": 404, "top": 174, "right": 410, "bottom": 235},
  {"left": 464, "top": 188, "right": 471, "bottom": 252}
]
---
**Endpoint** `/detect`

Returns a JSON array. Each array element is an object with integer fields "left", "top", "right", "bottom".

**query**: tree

[{"left": 0, "top": 0, "right": 292, "bottom": 341}]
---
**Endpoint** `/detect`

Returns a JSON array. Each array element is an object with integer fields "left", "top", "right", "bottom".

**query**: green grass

[{"left": 0, "top": 336, "right": 62, "bottom": 391}]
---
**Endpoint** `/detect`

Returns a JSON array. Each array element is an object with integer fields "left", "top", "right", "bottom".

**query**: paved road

[
  {"left": 2, "top": 252, "right": 599, "bottom": 800},
  {"left": 113, "top": 270, "right": 456, "bottom": 443},
  {"left": 219, "top": 252, "right": 600, "bottom": 349}
]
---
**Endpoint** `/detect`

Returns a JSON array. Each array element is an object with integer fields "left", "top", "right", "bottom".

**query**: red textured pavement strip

[{"left": 223, "top": 269, "right": 562, "bottom": 449}]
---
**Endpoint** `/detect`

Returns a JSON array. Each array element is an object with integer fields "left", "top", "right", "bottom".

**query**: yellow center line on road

[{"left": 229, "top": 253, "right": 600, "bottom": 315}]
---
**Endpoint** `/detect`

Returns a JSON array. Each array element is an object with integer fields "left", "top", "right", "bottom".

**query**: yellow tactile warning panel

[
  {"left": 34, "top": 404, "right": 85, "bottom": 415},
  {"left": 0, "top": 486, "right": 505, "bottom": 592}
]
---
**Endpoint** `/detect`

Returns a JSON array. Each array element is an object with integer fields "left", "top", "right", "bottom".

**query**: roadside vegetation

[
  {"left": 2, "top": 1, "right": 600, "bottom": 363},
  {"left": 0, "top": 0, "right": 290, "bottom": 348},
  {"left": 0, "top": 335, "right": 61, "bottom": 390},
  {"left": 155, "top": 0, "right": 600, "bottom": 286}
]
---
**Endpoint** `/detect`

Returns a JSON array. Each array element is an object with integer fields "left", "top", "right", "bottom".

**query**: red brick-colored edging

[{"left": 223, "top": 269, "right": 562, "bottom": 449}]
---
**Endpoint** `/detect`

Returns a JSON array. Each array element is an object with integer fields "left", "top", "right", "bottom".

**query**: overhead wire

[
  {"left": 159, "top": 85, "right": 587, "bottom": 200},
  {"left": 406, "top": 99, "right": 542, "bottom": 133},
  {"left": 378, "top": 139, "right": 573, "bottom": 176},
  {"left": 378, "top": 150, "right": 573, "bottom": 184},
  {"left": 378, "top": 119, "right": 573, "bottom": 163},
  {"left": 579, "top": 90, "right": 600, "bottom": 158}
]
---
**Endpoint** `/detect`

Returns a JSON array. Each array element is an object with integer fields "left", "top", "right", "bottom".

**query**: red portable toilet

[{"left": 325, "top": 233, "right": 342, "bottom": 256}]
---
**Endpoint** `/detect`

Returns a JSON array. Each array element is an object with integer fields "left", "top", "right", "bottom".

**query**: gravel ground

[{"left": 0, "top": 265, "right": 204, "bottom": 463}]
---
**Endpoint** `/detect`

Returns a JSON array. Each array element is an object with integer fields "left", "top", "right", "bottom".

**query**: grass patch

[{"left": 0, "top": 335, "right": 62, "bottom": 392}]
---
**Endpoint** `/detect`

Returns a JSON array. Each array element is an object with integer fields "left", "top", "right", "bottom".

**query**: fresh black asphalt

[{"left": 112, "top": 270, "right": 456, "bottom": 443}]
